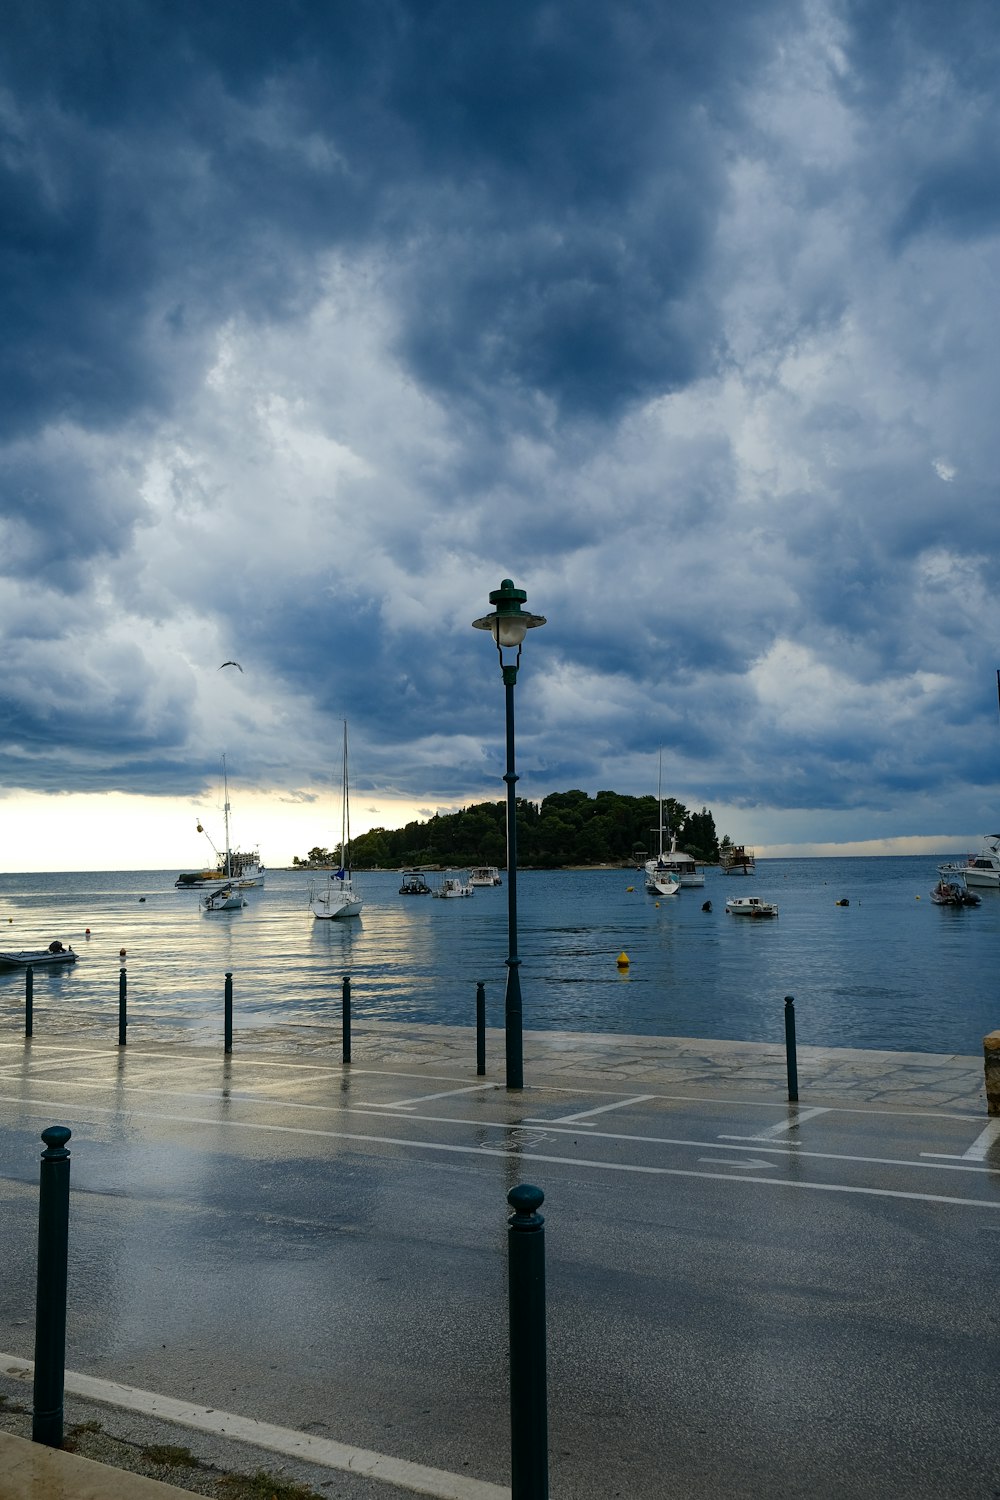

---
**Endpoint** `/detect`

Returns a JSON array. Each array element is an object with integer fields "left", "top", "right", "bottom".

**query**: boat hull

[{"left": 0, "top": 948, "right": 77, "bottom": 968}]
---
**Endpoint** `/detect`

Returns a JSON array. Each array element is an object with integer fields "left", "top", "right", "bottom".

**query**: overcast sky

[{"left": 2, "top": 0, "right": 999, "bottom": 870}]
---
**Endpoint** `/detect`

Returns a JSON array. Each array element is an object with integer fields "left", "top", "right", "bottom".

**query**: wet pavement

[{"left": 0, "top": 1020, "right": 994, "bottom": 1499}]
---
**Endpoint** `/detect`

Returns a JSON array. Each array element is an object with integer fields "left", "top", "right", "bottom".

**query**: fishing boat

[
  {"left": 725, "top": 896, "right": 778, "bottom": 918},
  {"left": 930, "top": 879, "right": 981, "bottom": 907},
  {"left": 202, "top": 884, "right": 247, "bottom": 912},
  {"left": 721, "top": 844, "right": 756, "bottom": 875},
  {"left": 433, "top": 873, "right": 474, "bottom": 898},
  {"left": 644, "top": 752, "right": 681, "bottom": 898},
  {"left": 176, "top": 756, "right": 265, "bottom": 888},
  {"left": 310, "top": 723, "right": 363, "bottom": 921},
  {"left": 0, "top": 943, "right": 77, "bottom": 968},
  {"left": 399, "top": 871, "right": 432, "bottom": 895},
  {"left": 469, "top": 866, "right": 502, "bottom": 886}
]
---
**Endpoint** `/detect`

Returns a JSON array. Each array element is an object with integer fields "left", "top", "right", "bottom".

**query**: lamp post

[{"left": 473, "top": 579, "right": 546, "bottom": 1090}]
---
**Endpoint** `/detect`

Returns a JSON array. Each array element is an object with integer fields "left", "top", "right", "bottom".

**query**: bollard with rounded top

[
  {"left": 25, "top": 965, "right": 33, "bottom": 1038},
  {"left": 342, "top": 975, "right": 351, "bottom": 1064},
  {"left": 118, "top": 968, "right": 127, "bottom": 1046},
  {"left": 984, "top": 1032, "right": 1000, "bottom": 1115},
  {"left": 224, "top": 972, "right": 233, "bottom": 1055},
  {"left": 476, "top": 981, "right": 486, "bottom": 1076},
  {"left": 507, "top": 1183, "right": 549, "bottom": 1499},
  {"left": 33, "top": 1126, "right": 72, "bottom": 1448},
  {"left": 784, "top": 995, "right": 799, "bottom": 1102}
]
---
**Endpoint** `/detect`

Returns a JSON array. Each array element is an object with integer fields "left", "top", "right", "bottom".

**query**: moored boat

[
  {"left": 0, "top": 943, "right": 77, "bottom": 968},
  {"left": 177, "top": 756, "right": 265, "bottom": 888},
  {"left": 311, "top": 723, "right": 363, "bottom": 921},
  {"left": 469, "top": 866, "right": 502, "bottom": 886},
  {"left": 930, "top": 879, "right": 981, "bottom": 907},
  {"left": 399, "top": 871, "right": 432, "bottom": 895},
  {"left": 644, "top": 752, "right": 681, "bottom": 898},
  {"left": 725, "top": 895, "right": 778, "bottom": 918},
  {"left": 433, "top": 873, "right": 474, "bottom": 898},
  {"left": 202, "top": 885, "right": 247, "bottom": 912},
  {"left": 938, "top": 835, "right": 1000, "bottom": 890},
  {"left": 721, "top": 844, "right": 756, "bottom": 875}
]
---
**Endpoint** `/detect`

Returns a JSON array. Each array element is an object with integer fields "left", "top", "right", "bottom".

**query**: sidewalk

[{"left": 0, "top": 1023, "right": 989, "bottom": 1499}]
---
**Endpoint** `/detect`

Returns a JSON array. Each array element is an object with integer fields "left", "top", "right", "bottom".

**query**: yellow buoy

[
  {"left": 654, "top": 902, "right": 660, "bottom": 908},
  {"left": 617, "top": 951, "right": 630, "bottom": 968},
  {"left": 626, "top": 886, "right": 634, "bottom": 893}
]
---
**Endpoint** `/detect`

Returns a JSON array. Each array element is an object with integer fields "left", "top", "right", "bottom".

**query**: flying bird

[{"left": 218, "top": 661, "right": 243, "bottom": 672}]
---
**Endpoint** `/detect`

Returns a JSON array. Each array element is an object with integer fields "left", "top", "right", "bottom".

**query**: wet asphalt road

[{"left": 2, "top": 1035, "right": 1000, "bottom": 1498}]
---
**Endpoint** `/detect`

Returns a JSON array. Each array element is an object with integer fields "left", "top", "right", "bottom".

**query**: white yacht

[{"left": 938, "top": 835, "right": 1000, "bottom": 890}]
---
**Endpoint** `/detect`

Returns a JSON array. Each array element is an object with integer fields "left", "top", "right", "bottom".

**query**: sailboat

[
  {"left": 310, "top": 723, "right": 363, "bottom": 921},
  {"left": 644, "top": 751, "right": 681, "bottom": 897},
  {"left": 201, "top": 757, "right": 248, "bottom": 911}
]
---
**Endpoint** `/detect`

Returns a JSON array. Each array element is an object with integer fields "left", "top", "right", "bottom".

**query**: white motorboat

[
  {"left": 659, "top": 836, "right": 705, "bottom": 888},
  {"left": 644, "top": 752, "right": 680, "bottom": 898},
  {"left": 938, "top": 835, "right": 1000, "bottom": 890},
  {"left": 177, "top": 755, "right": 265, "bottom": 888},
  {"left": 725, "top": 896, "right": 778, "bottom": 918},
  {"left": 0, "top": 944, "right": 77, "bottom": 968},
  {"left": 311, "top": 723, "right": 363, "bottom": 921},
  {"left": 469, "top": 866, "right": 502, "bottom": 886},
  {"left": 433, "top": 874, "right": 474, "bottom": 898},
  {"left": 202, "top": 885, "right": 247, "bottom": 912}
]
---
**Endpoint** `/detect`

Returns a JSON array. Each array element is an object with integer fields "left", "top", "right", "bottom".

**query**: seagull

[{"left": 218, "top": 661, "right": 243, "bottom": 672}]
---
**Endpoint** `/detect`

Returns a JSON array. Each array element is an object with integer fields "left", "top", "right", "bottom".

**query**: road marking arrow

[{"left": 699, "top": 1157, "right": 777, "bottom": 1170}]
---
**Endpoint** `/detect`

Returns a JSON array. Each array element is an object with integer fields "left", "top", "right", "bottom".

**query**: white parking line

[
  {"left": 0, "top": 1355, "right": 507, "bottom": 1500},
  {"left": 3, "top": 1095, "right": 1000, "bottom": 1208},
  {"left": 923, "top": 1118, "right": 1000, "bottom": 1162},
  {"left": 366, "top": 1083, "right": 499, "bottom": 1110},
  {"left": 535, "top": 1094, "right": 656, "bottom": 1126},
  {"left": 720, "top": 1107, "right": 830, "bottom": 1142}
]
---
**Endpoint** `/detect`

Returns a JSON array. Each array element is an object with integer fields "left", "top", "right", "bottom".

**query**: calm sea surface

[{"left": 0, "top": 858, "right": 996, "bottom": 1055}]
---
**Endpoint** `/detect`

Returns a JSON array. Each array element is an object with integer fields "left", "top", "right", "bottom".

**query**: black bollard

[
  {"left": 33, "top": 1126, "right": 72, "bottom": 1448},
  {"left": 224, "top": 972, "right": 233, "bottom": 1055},
  {"left": 342, "top": 975, "right": 351, "bottom": 1064},
  {"left": 784, "top": 994, "right": 799, "bottom": 1102},
  {"left": 476, "top": 981, "right": 486, "bottom": 1076},
  {"left": 507, "top": 1183, "right": 549, "bottom": 1499},
  {"left": 25, "top": 965, "right": 33, "bottom": 1038},
  {"left": 118, "top": 968, "right": 127, "bottom": 1047}
]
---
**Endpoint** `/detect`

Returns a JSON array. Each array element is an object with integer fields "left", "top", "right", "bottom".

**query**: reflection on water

[{"left": 0, "top": 859, "right": 996, "bottom": 1053}]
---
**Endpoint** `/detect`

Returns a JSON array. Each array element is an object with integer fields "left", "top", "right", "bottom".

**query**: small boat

[
  {"left": 644, "top": 753, "right": 680, "bottom": 897},
  {"left": 0, "top": 943, "right": 77, "bottom": 968},
  {"left": 433, "top": 874, "right": 474, "bottom": 898},
  {"left": 202, "top": 885, "right": 247, "bottom": 912},
  {"left": 930, "top": 879, "right": 981, "bottom": 907},
  {"left": 311, "top": 723, "right": 363, "bottom": 921},
  {"left": 725, "top": 896, "right": 778, "bottom": 918},
  {"left": 399, "top": 871, "right": 432, "bottom": 895},
  {"left": 469, "top": 866, "right": 503, "bottom": 887}
]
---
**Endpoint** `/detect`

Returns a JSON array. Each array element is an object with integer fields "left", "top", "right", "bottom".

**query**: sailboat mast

[
  {"left": 342, "top": 723, "right": 351, "bottom": 875},
  {"left": 222, "top": 754, "right": 232, "bottom": 878}
]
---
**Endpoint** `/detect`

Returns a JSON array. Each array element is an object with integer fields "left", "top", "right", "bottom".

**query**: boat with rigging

[
  {"left": 644, "top": 752, "right": 680, "bottom": 898},
  {"left": 176, "top": 756, "right": 264, "bottom": 888},
  {"left": 202, "top": 884, "right": 247, "bottom": 912},
  {"left": 725, "top": 895, "right": 778, "bottom": 918},
  {"left": 310, "top": 723, "right": 363, "bottom": 921}
]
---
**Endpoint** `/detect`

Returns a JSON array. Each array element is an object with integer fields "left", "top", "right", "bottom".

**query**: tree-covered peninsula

[{"left": 294, "top": 790, "right": 722, "bottom": 870}]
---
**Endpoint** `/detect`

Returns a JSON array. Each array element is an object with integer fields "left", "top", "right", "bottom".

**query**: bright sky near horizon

[{"left": 2, "top": 2, "right": 1000, "bottom": 873}]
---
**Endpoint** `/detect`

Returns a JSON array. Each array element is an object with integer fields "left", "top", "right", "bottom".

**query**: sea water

[{"left": 0, "top": 858, "right": 996, "bottom": 1055}]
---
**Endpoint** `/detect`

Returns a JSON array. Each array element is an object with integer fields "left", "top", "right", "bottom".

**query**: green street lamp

[{"left": 473, "top": 579, "right": 546, "bottom": 1090}]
